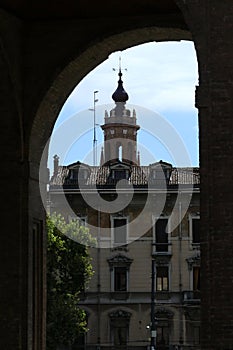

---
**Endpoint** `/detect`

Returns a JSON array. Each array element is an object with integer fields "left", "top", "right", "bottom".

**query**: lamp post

[
  {"left": 93, "top": 90, "right": 98, "bottom": 166},
  {"left": 151, "top": 258, "right": 156, "bottom": 350}
]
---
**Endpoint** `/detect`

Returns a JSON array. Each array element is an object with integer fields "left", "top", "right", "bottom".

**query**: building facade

[{"left": 49, "top": 71, "right": 200, "bottom": 350}]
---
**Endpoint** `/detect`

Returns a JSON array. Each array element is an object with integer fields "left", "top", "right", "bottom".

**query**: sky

[{"left": 48, "top": 40, "right": 199, "bottom": 171}]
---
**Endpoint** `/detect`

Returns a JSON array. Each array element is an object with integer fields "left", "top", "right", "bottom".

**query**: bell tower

[{"left": 101, "top": 69, "right": 140, "bottom": 165}]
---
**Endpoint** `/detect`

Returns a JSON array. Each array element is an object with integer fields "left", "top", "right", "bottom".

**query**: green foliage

[{"left": 47, "top": 213, "right": 95, "bottom": 350}]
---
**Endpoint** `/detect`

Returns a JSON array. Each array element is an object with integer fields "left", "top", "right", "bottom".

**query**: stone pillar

[
  {"left": 0, "top": 11, "right": 46, "bottom": 349},
  {"left": 196, "top": 2, "right": 233, "bottom": 348}
]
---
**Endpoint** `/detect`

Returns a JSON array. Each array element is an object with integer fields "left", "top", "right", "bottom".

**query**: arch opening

[{"left": 29, "top": 22, "right": 200, "bottom": 350}]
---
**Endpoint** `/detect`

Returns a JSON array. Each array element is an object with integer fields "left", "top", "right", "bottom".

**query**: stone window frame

[
  {"left": 111, "top": 215, "right": 129, "bottom": 246},
  {"left": 107, "top": 254, "right": 133, "bottom": 293},
  {"left": 152, "top": 215, "right": 172, "bottom": 255},
  {"left": 189, "top": 213, "right": 200, "bottom": 249},
  {"left": 154, "top": 308, "right": 174, "bottom": 347},
  {"left": 186, "top": 253, "right": 201, "bottom": 292},
  {"left": 156, "top": 265, "right": 170, "bottom": 292}
]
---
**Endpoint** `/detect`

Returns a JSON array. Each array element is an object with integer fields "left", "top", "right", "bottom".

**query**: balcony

[
  {"left": 183, "top": 290, "right": 200, "bottom": 303},
  {"left": 152, "top": 242, "right": 172, "bottom": 258}
]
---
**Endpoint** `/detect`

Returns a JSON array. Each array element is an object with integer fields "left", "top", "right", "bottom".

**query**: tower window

[{"left": 118, "top": 145, "right": 123, "bottom": 161}]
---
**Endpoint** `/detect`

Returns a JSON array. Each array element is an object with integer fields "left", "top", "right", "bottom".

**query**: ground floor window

[
  {"left": 109, "top": 310, "right": 131, "bottom": 347},
  {"left": 156, "top": 321, "right": 169, "bottom": 348}
]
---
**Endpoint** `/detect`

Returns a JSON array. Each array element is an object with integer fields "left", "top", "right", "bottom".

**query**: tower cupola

[
  {"left": 101, "top": 66, "right": 140, "bottom": 165},
  {"left": 112, "top": 70, "right": 129, "bottom": 103}
]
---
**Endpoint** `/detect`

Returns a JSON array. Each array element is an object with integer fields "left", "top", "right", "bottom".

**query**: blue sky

[{"left": 48, "top": 40, "right": 199, "bottom": 171}]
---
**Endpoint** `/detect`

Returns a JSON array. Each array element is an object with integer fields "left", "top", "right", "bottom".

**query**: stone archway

[
  {"left": 29, "top": 26, "right": 195, "bottom": 350},
  {"left": 1, "top": 1, "right": 232, "bottom": 349}
]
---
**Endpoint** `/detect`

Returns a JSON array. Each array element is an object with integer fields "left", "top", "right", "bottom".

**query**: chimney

[
  {"left": 53, "top": 154, "right": 59, "bottom": 176},
  {"left": 100, "top": 147, "right": 105, "bottom": 166}
]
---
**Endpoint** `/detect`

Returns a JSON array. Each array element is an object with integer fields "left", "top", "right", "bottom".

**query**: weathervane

[{"left": 112, "top": 56, "right": 127, "bottom": 73}]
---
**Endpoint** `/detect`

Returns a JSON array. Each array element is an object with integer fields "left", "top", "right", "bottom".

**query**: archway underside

[{"left": 1, "top": 1, "right": 233, "bottom": 349}]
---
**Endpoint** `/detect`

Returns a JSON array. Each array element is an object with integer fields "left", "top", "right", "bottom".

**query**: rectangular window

[
  {"left": 193, "top": 266, "right": 200, "bottom": 291},
  {"left": 155, "top": 218, "right": 168, "bottom": 252},
  {"left": 156, "top": 266, "right": 169, "bottom": 291},
  {"left": 113, "top": 218, "right": 127, "bottom": 244},
  {"left": 114, "top": 267, "right": 127, "bottom": 291},
  {"left": 192, "top": 218, "right": 200, "bottom": 244},
  {"left": 114, "top": 170, "right": 128, "bottom": 180}
]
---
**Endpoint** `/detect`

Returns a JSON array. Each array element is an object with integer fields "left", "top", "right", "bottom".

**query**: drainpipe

[
  {"left": 151, "top": 258, "right": 156, "bottom": 350},
  {"left": 178, "top": 196, "right": 184, "bottom": 347}
]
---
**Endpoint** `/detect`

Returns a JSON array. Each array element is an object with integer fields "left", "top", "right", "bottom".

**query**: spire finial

[
  {"left": 118, "top": 56, "right": 123, "bottom": 81},
  {"left": 112, "top": 58, "right": 129, "bottom": 103}
]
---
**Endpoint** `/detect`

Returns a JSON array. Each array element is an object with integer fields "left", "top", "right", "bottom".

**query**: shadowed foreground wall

[{"left": 0, "top": 1, "right": 232, "bottom": 349}]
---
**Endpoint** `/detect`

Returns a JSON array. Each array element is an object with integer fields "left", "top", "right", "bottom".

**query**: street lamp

[{"left": 89, "top": 91, "right": 99, "bottom": 166}]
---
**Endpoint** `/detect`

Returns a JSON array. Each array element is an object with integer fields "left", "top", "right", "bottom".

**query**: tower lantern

[{"left": 101, "top": 69, "right": 140, "bottom": 165}]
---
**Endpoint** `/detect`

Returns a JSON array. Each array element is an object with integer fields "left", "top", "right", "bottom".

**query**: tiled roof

[{"left": 49, "top": 164, "right": 200, "bottom": 188}]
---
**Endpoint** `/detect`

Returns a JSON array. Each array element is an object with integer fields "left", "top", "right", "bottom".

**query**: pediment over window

[
  {"left": 155, "top": 307, "right": 174, "bottom": 319},
  {"left": 67, "top": 161, "right": 91, "bottom": 180},
  {"left": 109, "top": 309, "right": 132, "bottom": 319},
  {"left": 154, "top": 255, "right": 171, "bottom": 264},
  {"left": 149, "top": 160, "right": 172, "bottom": 184},
  {"left": 186, "top": 253, "right": 200, "bottom": 270},
  {"left": 109, "top": 161, "right": 131, "bottom": 181},
  {"left": 184, "top": 308, "right": 200, "bottom": 321},
  {"left": 110, "top": 162, "right": 131, "bottom": 170},
  {"left": 107, "top": 254, "right": 133, "bottom": 267}
]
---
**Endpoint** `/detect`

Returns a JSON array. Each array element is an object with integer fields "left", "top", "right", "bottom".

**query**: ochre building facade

[{"left": 49, "top": 74, "right": 200, "bottom": 349}]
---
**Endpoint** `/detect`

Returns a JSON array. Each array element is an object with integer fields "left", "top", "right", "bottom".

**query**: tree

[{"left": 47, "top": 213, "right": 95, "bottom": 350}]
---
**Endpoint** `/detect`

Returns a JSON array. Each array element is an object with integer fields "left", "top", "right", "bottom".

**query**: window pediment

[
  {"left": 109, "top": 309, "right": 132, "bottom": 319},
  {"left": 110, "top": 162, "right": 131, "bottom": 181},
  {"left": 107, "top": 254, "right": 133, "bottom": 267},
  {"left": 68, "top": 161, "right": 91, "bottom": 180},
  {"left": 155, "top": 307, "right": 174, "bottom": 319},
  {"left": 149, "top": 160, "right": 172, "bottom": 183},
  {"left": 186, "top": 253, "right": 200, "bottom": 270}
]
